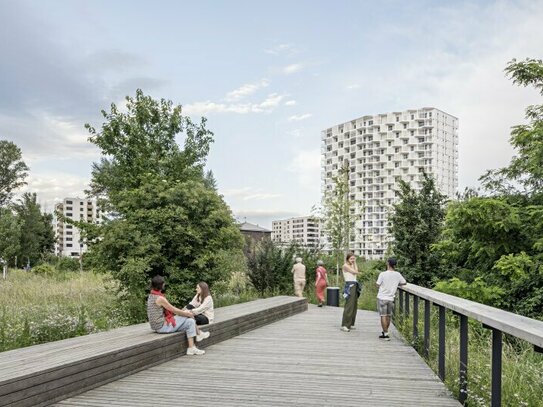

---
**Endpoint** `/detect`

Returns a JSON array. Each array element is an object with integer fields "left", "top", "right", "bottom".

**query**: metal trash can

[{"left": 326, "top": 287, "right": 340, "bottom": 307}]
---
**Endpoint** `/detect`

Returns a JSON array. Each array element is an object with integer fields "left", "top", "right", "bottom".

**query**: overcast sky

[{"left": 1, "top": 0, "right": 542, "bottom": 228}]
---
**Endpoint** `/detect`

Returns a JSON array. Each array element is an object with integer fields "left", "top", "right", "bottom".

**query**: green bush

[
  {"left": 31, "top": 264, "right": 55, "bottom": 275},
  {"left": 56, "top": 257, "right": 80, "bottom": 272}
]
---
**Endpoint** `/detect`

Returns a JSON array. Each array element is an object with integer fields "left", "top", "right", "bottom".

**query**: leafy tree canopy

[
  {"left": 390, "top": 173, "right": 446, "bottom": 286},
  {"left": 84, "top": 90, "right": 243, "bottom": 320},
  {"left": 0, "top": 140, "right": 29, "bottom": 207}
]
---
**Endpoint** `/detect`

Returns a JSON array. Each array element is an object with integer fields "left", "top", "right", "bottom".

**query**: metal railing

[{"left": 396, "top": 284, "right": 543, "bottom": 407}]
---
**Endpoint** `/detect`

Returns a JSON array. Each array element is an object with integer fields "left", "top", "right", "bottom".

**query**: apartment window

[
  {"left": 80, "top": 202, "right": 84, "bottom": 205},
  {"left": 403, "top": 123, "right": 407, "bottom": 129},
  {"left": 388, "top": 125, "right": 393, "bottom": 131},
  {"left": 66, "top": 238, "right": 73, "bottom": 241},
  {"left": 395, "top": 116, "right": 399, "bottom": 122},
  {"left": 66, "top": 200, "right": 73, "bottom": 204},
  {"left": 66, "top": 225, "right": 72, "bottom": 229},
  {"left": 80, "top": 208, "right": 84, "bottom": 211},
  {"left": 66, "top": 231, "right": 73, "bottom": 235},
  {"left": 67, "top": 244, "right": 73, "bottom": 247},
  {"left": 65, "top": 213, "right": 73, "bottom": 217},
  {"left": 410, "top": 114, "right": 414, "bottom": 119},
  {"left": 66, "top": 206, "right": 73, "bottom": 211}
]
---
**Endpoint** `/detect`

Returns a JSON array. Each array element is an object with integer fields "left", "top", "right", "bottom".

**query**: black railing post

[
  {"left": 438, "top": 305, "right": 446, "bottom": 381},
  {"left": 459, "top": 314, "right": 468, "bottom": 405},
  {"left": 413, "top": 296, "right": 419, "bottom": 342},
  {"left": 491, "top": 329, "right": 502, "bottom": 407},
  {"left": 424, "top": 299, "right": 431, "bottom": 358},
  {"left": 399, "top": 290, "right": 404, "bottom": 315},
  {"left": 405, "top": 292, "right": 410, "bottom": 317}
]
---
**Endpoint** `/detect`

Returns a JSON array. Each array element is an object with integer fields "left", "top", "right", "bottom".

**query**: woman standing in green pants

[{"left": 340, "top": 253, "right": 361, "bottom": 332}]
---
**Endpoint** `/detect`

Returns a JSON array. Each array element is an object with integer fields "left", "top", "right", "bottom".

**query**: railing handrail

[{"left": 400, "top": 283, "right": 543, "bottom": 348}]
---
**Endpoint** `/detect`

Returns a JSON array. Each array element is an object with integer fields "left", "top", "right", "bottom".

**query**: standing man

[
  {"left": 376, "top": 257, "right": 407, "bottom": 341},
  {"left": 341, "top": 253, "right": 361, "bottom": 332},
  {"left": 291, "top": 257, "right": 306, "bottom": 297}
]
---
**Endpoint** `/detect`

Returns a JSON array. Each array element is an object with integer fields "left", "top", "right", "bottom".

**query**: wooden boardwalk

[{"left": 56, "top": 305, "right": 460, "bottom": 407}]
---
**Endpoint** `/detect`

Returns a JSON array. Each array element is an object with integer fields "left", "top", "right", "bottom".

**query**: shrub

[{"left": 31, "top": 264, "right": 55, "bottom": 276}]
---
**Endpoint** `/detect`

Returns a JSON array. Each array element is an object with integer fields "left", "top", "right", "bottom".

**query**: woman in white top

[{"left": 186, "top": 282, "right": 214, "bottom": 337}]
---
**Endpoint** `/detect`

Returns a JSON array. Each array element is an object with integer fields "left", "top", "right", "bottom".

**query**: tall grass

[
  {"left": 394, "top": 302, "right": 543, "bottom": 406},
  {"left": 0, "top": 269, "right": 128, "bottom": 352}
]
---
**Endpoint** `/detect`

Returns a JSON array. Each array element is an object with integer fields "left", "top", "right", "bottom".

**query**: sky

[{"left": 1, "top": 0, "right": 543, "bottom": 228}]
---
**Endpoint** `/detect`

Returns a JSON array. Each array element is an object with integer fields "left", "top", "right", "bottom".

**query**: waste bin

[{"left": 326, "top": 287, "right": 340, "bottom": 307}]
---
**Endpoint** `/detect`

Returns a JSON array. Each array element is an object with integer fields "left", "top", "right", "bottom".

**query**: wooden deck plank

[
  {"left": 0, "top": 297, "right": 307, "bottom": 407},
  {"left": 0, "top": 296, "right": 300, "bottom": 379},
  {"left": 56, "top": 306, "right": 460, "bottom": 407}
]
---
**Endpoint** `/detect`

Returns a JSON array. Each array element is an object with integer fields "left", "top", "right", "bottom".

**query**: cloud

[
  {"left": 283, "top": 64, "right": 304, "bottom": 74},
  {"left": 285, "top": 100, "right": 297, "bottom": 106},
  {"left": 346, "top": 84, "right": 360, "bottom": 90},
  {"left": 185, "top": 93, "right": 285, "bottom": 115},
  {"left": 225, "top": 79, "right": 269, "bottom": 102},
  {"left": 288, "top": 149, "right": 321, "bottom": 190},
  {"left": 288, "top": 113, "right": 312, "bottom": 122},
  {"left": 0, "top": 112, "right": 99, "bottom": 160},
  {"left": 221, "top": 187, "right": 282, "bottom": 201},
  {"left": 19, "top": 172, "right": 90, "bottom": 212},
  {"left": 265, "top": 43, "right": 297, "bottom": 56},
  {"left": 85, "top": 49, "right": 148, "bottom": 72}
]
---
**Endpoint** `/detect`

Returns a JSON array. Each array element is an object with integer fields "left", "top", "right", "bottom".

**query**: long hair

[
  {"left": 197, "top": 282, "right": 210, "bottom": 302},
  {"left": 345, "top": 252, "right": 355, "bottom": 263}
]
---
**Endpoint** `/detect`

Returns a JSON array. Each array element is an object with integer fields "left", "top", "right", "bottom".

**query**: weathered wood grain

[
  {"left": 0, "top": 296, "right": 307, "bottom": 407},
  {"left": 56, "top": 306, "right": 460, "bottom": 407}
]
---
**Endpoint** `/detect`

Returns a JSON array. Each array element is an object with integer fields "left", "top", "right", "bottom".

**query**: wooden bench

[{"left": 0, "top": 296, "right": 307, "bottom": 407}]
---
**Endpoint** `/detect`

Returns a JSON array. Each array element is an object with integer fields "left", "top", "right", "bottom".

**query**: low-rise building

[{"left": 272, "top": 216, "right": 323, "bottom": 250}]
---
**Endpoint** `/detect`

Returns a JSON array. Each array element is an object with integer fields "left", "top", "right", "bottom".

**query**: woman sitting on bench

[
  {"left": 147, "top": 275, "right": 209, "bottom": 356},
  {"left": 185, "top": 282, "right": 214, "bottom": 337}
]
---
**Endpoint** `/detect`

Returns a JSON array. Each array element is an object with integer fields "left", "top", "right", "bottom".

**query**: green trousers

[{"left": 341, "top": 284, "right": 360, "bottom": 328}]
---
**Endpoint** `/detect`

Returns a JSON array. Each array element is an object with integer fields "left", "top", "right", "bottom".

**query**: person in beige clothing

[{"left": 291, "top": 257, "right": 306, "bottom": 297}]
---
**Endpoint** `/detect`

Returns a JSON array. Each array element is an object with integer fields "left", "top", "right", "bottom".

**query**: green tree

[
  {"left": 432, "top": 58, "right": 543, "bottom": 318},
  {"left": 390, "top": 173, "right": 446, "bottom": 286},
  {"left": 481, "top": 58, "right": 543, "bottom": 195},
  {"left": 0, "top": 207, "right": 21, "bottom": 266},
  {"left": 14, "top": 193, "right": 54, "bottom": 266},
  {"left": 320, "top": 159, "right": 362, "bottom": 284},
  {"left": 246, "top": 240, "right": 319, "bottom": 295},
  {"left": 84, "top": 90, "right": 244, "bottom": 320},
  {"left": 0, "top": 140, "right": 29, "bottom": 206}
]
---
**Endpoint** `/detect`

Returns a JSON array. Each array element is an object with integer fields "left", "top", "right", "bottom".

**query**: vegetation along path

[{"left": 56, "top": 305, "right": 459, "bottom": 406}]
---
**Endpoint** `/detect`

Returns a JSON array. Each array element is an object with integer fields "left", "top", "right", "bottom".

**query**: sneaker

[
  {"left": 187, "top": 347, "right": 205, "bottom": 355},
  {"left": 378, "top": 332, "right": 390, "bottom": 341},
  {"left": 340, "top": 326, "right": 350, "bottom": 332},
  {"left": 350, "top": 326, "right": 356, "bottom": 330},
  {"left": 317, "top": 303, "right": 323, "bottom": 307},
  {"left": 196, "top": 331, "right": 210, "bottom": 342}
]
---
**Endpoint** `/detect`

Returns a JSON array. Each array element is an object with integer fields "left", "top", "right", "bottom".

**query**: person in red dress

[{"left": 315, "top": 260, "right": 328, "bottom": 307}]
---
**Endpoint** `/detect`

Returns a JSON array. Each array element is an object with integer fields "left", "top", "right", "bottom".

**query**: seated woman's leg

[
  {"left": 172, "top": 315, "right": 197, "bottom": 338},
  {"left": 194, "top": 314, "right": 209, "bottom": 325}
]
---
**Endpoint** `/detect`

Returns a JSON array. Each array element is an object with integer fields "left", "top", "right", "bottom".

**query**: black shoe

[
  {"left": 379, "top": 332, "right": 390, "bottom": 341},
  {"left": 317, "top": 303, "right": 323, "bottom": 307}
]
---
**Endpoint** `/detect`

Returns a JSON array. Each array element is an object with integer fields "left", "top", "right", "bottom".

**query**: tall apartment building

[
  {"left": 321, "top": 107, "right": 458, "bottom": 259},
  {"left": 54, "top": 198, "right": 102, "bottom": 257},
  {"left": 271, "top": 216, "right": 323, "bottom": 249}
]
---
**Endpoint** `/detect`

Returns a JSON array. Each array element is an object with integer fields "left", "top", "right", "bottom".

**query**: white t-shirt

[{"left": 376, "top": 270, "right": 406, "bottom": 301}]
